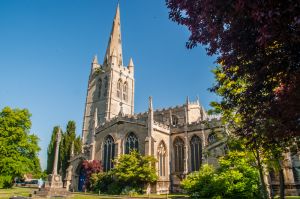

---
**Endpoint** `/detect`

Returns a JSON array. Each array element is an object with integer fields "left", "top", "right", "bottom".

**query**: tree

[
  {"left": 60, "top": 121, "right": 81, "bottom": 180},
  {"left": 46, "top": 126, "right": 59, "bottom": 174},
  {"left": 90, "top": 151, "right": 158, "bottom": 194},
  {"left": 112, "top": 150, "right": 158, "bottom": 192},
  {"left": 82, "top": 160, "right": 102, "bottom": 190},
  {"left": 182, "top": 151, "right": 260, "bottom": 199},
  {"left": 166, "top": 0, "right": 300, "bottom": 141},
  {"left": 166, "top": 1, "right": 299, "bottom": 196},
  {"left": 0, "top": 107, "right": 41, "bottom": 188},
  {"left": 210, "top": 65, "right": 290, "bottom": 198},
  {"left": 47, "top": 121, "right": 82, "bottom": 176}
]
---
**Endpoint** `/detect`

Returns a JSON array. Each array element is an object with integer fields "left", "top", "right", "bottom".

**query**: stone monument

[
  {"left": 49, "top": 128, "right": 63, "bottom": 188},
  {"left": 34, "top": 128, "right": 69, "bottom": 198}
]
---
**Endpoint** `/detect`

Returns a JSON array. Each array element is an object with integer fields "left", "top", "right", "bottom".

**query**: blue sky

[{"left": 0, "top": 0, "right": 218, "bottom": 169}]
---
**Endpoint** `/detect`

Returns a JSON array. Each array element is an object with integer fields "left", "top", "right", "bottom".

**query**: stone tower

[{"left": 82, "top": 4, "right": 135, "bottom": 145}]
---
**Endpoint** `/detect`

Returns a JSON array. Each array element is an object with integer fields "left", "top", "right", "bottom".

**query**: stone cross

[{"left": 52, "top": 128, "right": 61, "bottom": 176}]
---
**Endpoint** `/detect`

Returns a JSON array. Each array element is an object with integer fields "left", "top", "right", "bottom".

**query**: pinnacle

[
  {"left": 92, "top": 55, "right": 98, "bottom": 64},
  {"left": 128, "top": 57, "right": 134, "bottom": 67}
]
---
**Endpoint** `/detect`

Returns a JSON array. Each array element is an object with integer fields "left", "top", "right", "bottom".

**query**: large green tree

[{"left": 0, "top": 107, "right": 41, "bottom": 188}]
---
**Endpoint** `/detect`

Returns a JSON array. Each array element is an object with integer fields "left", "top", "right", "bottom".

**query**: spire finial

[
  {"left": 103, "top": 3, "right": 123, "bottom": 66},
  {"left": 186, "top": 96, "right": 190, "bottom": 105},
  {"left": 128, "top": 57, "right": 134, "bottom": 67},
  {"left": 92, "top": 55, "right": 98, "bottom": 64},
  {"left": 149, "top": 96, "right": 153, "bottom": 111}
]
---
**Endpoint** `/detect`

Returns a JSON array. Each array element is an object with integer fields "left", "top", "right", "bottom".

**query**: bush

[
  {"left": 181, "top": 151, "right": 260, "bottom": 199},
  {"left": 107, "top": 182, "right": 122, "bottom": 194},
  {"left": 89, "top": 151, "right": 158, "bottom": 194},
  {"left": 0, "top": 175, "right": 13, "bottom": 188},
  {"left": 90, "top": 172, "right": 114, "bottom": 193}
]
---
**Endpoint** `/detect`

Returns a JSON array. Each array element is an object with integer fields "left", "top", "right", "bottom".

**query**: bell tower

[{"left": 82, "top": 4, "right": 135, "bottom": 145}]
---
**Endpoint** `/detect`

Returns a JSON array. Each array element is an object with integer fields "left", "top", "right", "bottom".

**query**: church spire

[{"left": 103, "top": 3, "right": 123, "bottom": 67}]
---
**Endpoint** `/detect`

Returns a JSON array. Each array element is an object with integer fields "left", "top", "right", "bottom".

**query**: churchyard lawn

[
  {"left": 2, "top": 188, "right": 300, "bottom": 199},
  {"left": 0, "top": 187, "right": 188, "bottom": 199}
]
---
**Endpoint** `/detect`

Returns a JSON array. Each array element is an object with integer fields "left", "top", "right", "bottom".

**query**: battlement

[{"left": 95, "top": 114, "right": 147, "bottom": 133}]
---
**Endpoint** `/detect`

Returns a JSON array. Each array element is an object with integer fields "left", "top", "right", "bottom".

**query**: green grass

[
  {"left": 71, "top": 192, "right": 188, "bottom": 199},
  {"left": 0, "top": 187, "right": 35, "bottom": 198}
]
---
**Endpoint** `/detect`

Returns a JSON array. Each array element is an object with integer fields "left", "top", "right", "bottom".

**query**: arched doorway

[{"left": 78, "top": 166, "right": 86, "bottom": 192}]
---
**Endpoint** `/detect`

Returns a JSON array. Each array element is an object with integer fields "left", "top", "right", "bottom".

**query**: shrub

[
  {"left": 181, "top": 151, "right": 260, "bottom": 199},
  {"left": 0, "top": 175, "right": 13, "bottom": 188},
  {"left": 90, "top": 172, "right": 114, "bottom": 193},
  {"left": 89, "top": 151, "right": 158, "bottom": 194}
]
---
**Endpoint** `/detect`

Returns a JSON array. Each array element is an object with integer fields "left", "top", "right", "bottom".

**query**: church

[{"left": 65, "top": 4, "right": 234, "bottom": 193}]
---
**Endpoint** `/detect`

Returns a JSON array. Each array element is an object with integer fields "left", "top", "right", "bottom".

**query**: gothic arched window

[
  {"left": 123, "top": 82, "right": 128, "bottom": 101},
  {"left": 117, "top": 79, "right": 122, "bottom": 98},
  {"left": 103, "top": 135, "right": 115, "bottom": 172},
  {"left": 174, "top": 137, "right": 184, "bottom": 172},
  {"left": 104, "top": 76, "right": 108, "bottom": 97},
  {"left": 158, "top": 141, "right": 167, "bottom": 177},
  {"left": 125, "top": 132, "right": 138, "bottom": 154},
  {"left": 172, "top": 115, "right": 178, "bottom": 126},
  {"left": 190, "top": 135, "right": 202, "bottom": 171},
  {"left": 98, "top": 79, "right": 102, "bottom": 98}
]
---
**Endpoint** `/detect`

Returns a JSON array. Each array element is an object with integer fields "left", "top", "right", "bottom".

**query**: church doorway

[{"left": 78, "top": 166, "right": 86, "bottom": 192}]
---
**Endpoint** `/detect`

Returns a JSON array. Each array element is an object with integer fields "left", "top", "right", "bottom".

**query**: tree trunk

[
  {"left": 279, "top": 161, "right": 285, "bottom": 199},
  {"left": 254, "top": 148, "right": 269, "bottom": 199}
]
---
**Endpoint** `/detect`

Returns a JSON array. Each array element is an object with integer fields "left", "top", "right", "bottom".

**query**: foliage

[
  {"left": 82, "top": 160, "right": 103, "bottom": 190},
  {"left": 182, "top": 151, "right": 260, "bottom": 199},
  {"left": 0, "top": 107, "right": 41, "bottom": 188},
  {"left": 90, "top": 172, "right": 114, "bottom": 193},
  {"left": 46, "top": 121, "right": 82, "bottom": 175},
  {"left": 112, "top": 150, "right": 158, "bottom": 191},
  {"left": 166, "top": 0, "right": 300, "bottom": 142},
  {"left": 46, "top": 126, "right": 59, "bottom": 174},
  {"left": 89, "top": 151, "right": 158, "bottom": 194},
  {"left": 0, "top": 175, "right": 13, "bottom": 189},
  {"left": 60, "top": 121, "right": 82, "bottom": 179}
]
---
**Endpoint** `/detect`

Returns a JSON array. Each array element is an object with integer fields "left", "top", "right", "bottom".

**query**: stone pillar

[
  {"left": 70, "top": 141, "right": 74, "bottom": 158},
  {"left": 53, "top": 128, "right": 61, "bottom": 176},
  {"left": 50, "top": 128, "right": 63, "bottom": 188}
]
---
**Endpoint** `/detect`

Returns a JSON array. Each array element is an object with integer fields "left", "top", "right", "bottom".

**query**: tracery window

[
  {"left": 158, "top": 142, "right": 167, "bottom": 176},
  {"left": 104, "top": 76, "right": 108, "bottom": 97},
  {"left": 174, "top": 137, "right": 184, "bottom": 172},
  {"left": 172, "top": 115, "right": 178, "bottom": 126},
  {"left": 125, "top": 132, "right": 138, "bottom": 154},
  {"left": 190, "top": 135, "right": 202, "bottom": 171},
  {"left": 123, "top": 82, "right": 128, "bottom": 101},
  {"left": 208, "top": 133, "right": 216, "bottom": 144},
  {"left": 117, "top": 79, "right": 122, "bottom": 98},
  {"left": 98, "top": 79, "right": 102, "bottom": 98},
  {"left": 103, "top": 135, "right": 115, "bottom": 171}
]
